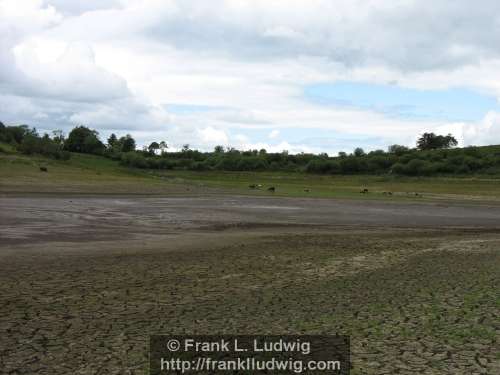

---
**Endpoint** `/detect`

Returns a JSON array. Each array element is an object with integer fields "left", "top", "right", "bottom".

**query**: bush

[
  {"left": 236, "top": 156, "right": 268, "bottom": 171},
  {"left": 405, "top": 159, "right": 427, "bottom": 175},
  {"left": 306, "top": 160, "right": 330, "bottom": 174},
  {"left": 120, "top": 152, "right": 148, "bottom": 168},
  {"left": 455, "top": 164, "right": 471, "bottom": 174},
  {"left": 392, "top": 159, "right": 437, "bottom": 176},
  {"left": 367, "top": 155, "right": 393, "bottom": 171},
  {"left": 305, "top": 160, "right": 340, "bottom": 174},
  {"left": 215, "top": 156, "right": 242, "bottom": 171},
  {"left": 191, "top": 161, "right": 210, "bottom": 171},
  {"left": 18, "top": 134, "right": 70, "bottom": 160},
  {"left": 157, "top": 158, "right": 175, "bottom": 170},
  {"left": 388, "top": 144, "right": 409, "bottom": 156},
  {"left": 340, "top": 157, "right": 361, "bottom": 173},
  {"left": 0, "top": 125, "right": 31, "bottom": 144}
]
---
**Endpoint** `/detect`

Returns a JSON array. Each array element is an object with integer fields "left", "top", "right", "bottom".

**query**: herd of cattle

[{"left": 248, "top": 184, "right": 423, "bottom": 197}]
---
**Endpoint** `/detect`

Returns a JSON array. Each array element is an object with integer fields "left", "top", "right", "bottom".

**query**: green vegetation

[
  {"left": 0, "top": 122, "right": 69, "bottom": 160},
  {"left": 1, "top": 121, "right": 500, "bottom": 179},
  {"left": 0, "top": 152, "right": 186, "bottom": 195},
  {"left": 3, "top": 150, "right": 500, "bottom": 202},
  {"left": 64, "top": 126, "right": 105, "bottom": 154},
  {"left": 2, "top": 120, "right": 500, "bottom": 200}
]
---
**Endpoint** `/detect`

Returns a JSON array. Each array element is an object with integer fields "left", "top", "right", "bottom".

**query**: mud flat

[{"left": 1, "top": 195, "right": 499, "bottom": 374}]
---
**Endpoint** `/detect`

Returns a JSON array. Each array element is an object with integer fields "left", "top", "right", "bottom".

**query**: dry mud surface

[{"left": 1, "top": 195, "right": 499, "bottom": 374}]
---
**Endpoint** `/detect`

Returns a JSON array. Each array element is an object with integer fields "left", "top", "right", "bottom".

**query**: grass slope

[
  {"left": 2, "top": 151, "right": 500, "bottom": 201},
  {"left": 0, "top": 152, "right": 184, "bottom": 195}
]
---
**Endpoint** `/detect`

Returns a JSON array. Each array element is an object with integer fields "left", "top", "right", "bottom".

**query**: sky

[{"left": 2, "top": 1, "right": 500, "bottom": 154}]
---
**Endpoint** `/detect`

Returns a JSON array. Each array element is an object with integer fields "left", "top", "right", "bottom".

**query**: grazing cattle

[
  {"left": 382, "top": 191, "right": 393, "bottom": 196},
  {"left": 39, "top": 167, "right": 48, "bottom": 172},
  {"left": 248, "top": 184, "right": 257, "bottom": 189},
  {"left": 360, "top": 188, "right": 368, "bottom": 194},
  {"left": 267, "top": 186, "right": 275, "bottom": 192},
  {"left": 304, "top": 188, "right": 310, "bottom": 193}
]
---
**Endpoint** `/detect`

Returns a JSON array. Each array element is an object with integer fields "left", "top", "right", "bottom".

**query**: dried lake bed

[{"left": 1, "top": 195, "right": 499, "bottom": 374}]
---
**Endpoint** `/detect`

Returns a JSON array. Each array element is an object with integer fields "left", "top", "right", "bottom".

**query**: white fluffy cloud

[
  {"left": 463, "top": 112, "right": 500, "bottom": 146},
  {"left": 13, "top": 41, "right": 130, "bottom": 102},
  {"left": 268, "top": 130, "right": 280, "bottom": 139},
  {"left": 2, "top": 0, "right": 500, "bottom": 152}
]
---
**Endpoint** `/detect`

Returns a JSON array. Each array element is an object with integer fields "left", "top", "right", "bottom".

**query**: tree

[
  {"left": 214, "top": 145, "right": 225, "bottom": 153},
  {"left": 148, "top": 141, "right": 160, "bottom": 155},
  {"left": 354, "top": 147, "right": 365, "bottom": 157},
  {"left": 65, "top": 126, "right": 104, "bottom": 154},
  {"left": 52, "top": 130, "right": 65, "bottom": 145},
  {"left": 417, "top": 133, "right": 458, "bottom": 150},
  {"left": 118, "top": 134, "right": 136, "bottom": 152},
  {"left": 18, "top": 130, "right": 70, "bottom": 160},
  {"left": 182, "top": 144, "right": 190, "bottom": 152},
  {"left": 388, "top": 144, "right": 409, "bottom": 155},
  {"left": 159, "top": 141, "right": 168, "bottom": 154},
  {"left": 107, "top": 133, "right": 118, "bottom": 148},
  {"left": 0, "top": 124, "right": 32, "bottom": 144}
]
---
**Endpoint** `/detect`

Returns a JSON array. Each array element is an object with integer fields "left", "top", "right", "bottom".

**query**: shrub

[
  {"left": 405, "top": 159, "right": 426, "bottom": 175},
  {"left": 340, "top": 157, "right": 361, "bottom": 173},
  {"left": 391, "top": 162, "right": 406, "bottom": 175},
  {"left": 388, "top": 144, "right": 410, "bottom": 155},
  {"left": 18, "top": 134, "right": 70, "bottom": 160},
  {"left": 120, "top": 152, "right": 148, "bottom": 168}
]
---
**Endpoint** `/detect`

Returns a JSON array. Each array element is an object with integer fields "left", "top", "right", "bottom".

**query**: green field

[{"left": 2, "top": 151, "right": 500, "bottom": 202}]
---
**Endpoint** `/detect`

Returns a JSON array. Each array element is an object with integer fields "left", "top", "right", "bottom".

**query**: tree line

[{"left": 3, "top": 121, "right": 500, "bottom": 176}]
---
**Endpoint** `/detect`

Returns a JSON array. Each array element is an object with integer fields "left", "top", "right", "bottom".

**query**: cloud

[
  {"left": 3, "top": 1, "right": 500, "bottom": 153},
  {"left": 69, "top": 97, "right": 170, "bottom": 130},
  {"left": 268, "top": 130, "right": 280, "bottom": 139},
  {"left": 463, "top": 111, "right": 500, "bottom": 146},
  {"left": 42, "top": 0, "right": 123, "bottom": 16},
  {"left": 13, "top": 41, "right": 130, "bottom": 102},
  {"left": 106, "top": 0, "right": 500, "bottom": 71},
  {"left": 197, "top": 126, "right": 229, "bottom": 146},
  {"left": 0, "top": 0, "right": 61, "bottom": 82}
]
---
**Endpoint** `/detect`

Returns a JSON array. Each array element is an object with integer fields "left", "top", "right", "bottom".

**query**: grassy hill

[
  {"left": 0, "top": 148, "right": 187, "bottom": 195},
  {"left": 3, "top": 146, "right": 500, "bottom": 202}
]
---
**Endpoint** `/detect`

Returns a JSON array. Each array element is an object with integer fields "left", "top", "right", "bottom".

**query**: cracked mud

[{"left": 0, "top": 196, "right": 499, "bottom": 374}]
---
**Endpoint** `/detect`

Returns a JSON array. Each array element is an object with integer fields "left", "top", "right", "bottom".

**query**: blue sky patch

[
  {"left": 166, "top": 103, "right": 225, "bottom": 114},
  {"left": 303, "top": 81, "right": 500, "bottom": 122}
]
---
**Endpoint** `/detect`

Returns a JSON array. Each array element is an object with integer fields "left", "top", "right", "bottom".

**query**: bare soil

[{"left": 0, "top": 195, "right": 499, "bottom": 374}]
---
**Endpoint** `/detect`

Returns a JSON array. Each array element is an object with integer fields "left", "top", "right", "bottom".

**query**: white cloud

[
  {"left": 3, "top": 1, "right": 500, "bottom": 152},
  {"left": 197, "top": 126, "right": 229, "bottom": 146},
  {"left": 13, "top": 41, "right": 130, "bottom": 102},
  {"left": 463, "top": 111, "right": 500, "bottom": 146},
  {"left": 268, "top": 130, "right": 280, "bottom": 139}
]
